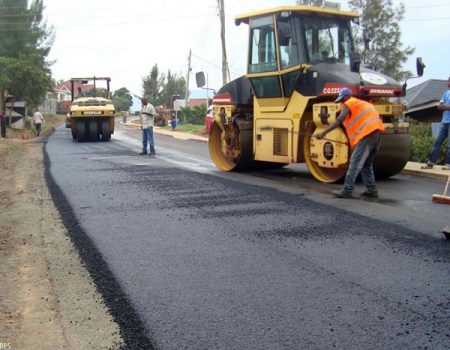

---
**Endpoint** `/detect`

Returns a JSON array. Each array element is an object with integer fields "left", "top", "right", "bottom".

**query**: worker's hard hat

[{"left": 335, "top": 87, "right": 352, "bottom": 102}]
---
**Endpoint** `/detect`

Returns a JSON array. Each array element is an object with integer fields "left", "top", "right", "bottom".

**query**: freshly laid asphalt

[
  {"left": 43, "top": 123, "right": 450, "bottom": 349},
  {"left": 149, "top": 122, "right": 450, "bottom": 182}
]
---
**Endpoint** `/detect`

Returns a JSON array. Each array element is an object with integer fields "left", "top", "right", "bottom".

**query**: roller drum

[
  {"left": 208, "top": 121, "right": 253, "bottom": 171},
  {"left": 373, "top": 133, "right": 411, "bottom": 179}
]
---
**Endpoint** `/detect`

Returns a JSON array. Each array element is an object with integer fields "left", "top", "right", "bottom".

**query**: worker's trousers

[
  {"left": 428, "top": 122, "right": 450, "bottom": 165},
  {"left": 343, "top": 131, "right": 381, "bottom": 194},
  {"left": 142, "top": 126, "right": 155, "bottom": 155}
]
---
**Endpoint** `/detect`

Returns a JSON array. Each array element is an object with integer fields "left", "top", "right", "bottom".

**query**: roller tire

[
  {"left": 89, "top": 120, "right": 99, "bottom": 141},
  {"left": 101, "top": 119, "right": 111, "bottom": 141},
  {"left": 76, "top": 120, "right": 86, "bottom": 142}
]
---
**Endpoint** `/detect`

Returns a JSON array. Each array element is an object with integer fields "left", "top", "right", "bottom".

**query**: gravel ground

[{"left": 0, "top": 123, "right": 123, "bottom": 350}]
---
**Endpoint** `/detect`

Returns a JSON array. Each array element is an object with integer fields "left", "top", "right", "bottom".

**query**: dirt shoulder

[{"left": 0, "top": 120, "right": 123, "bottom": 349}]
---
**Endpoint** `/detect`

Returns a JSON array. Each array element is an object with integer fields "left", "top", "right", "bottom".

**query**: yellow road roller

[
  {"left": 68, "top": 77, "right": 116, "bottom": 142},
  {"left": 205, "top": 4, "right": 424, "bottom": 182}
]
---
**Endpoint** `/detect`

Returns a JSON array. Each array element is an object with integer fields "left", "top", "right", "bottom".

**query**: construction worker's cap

[{"left": 335, "top": 87, "right": 352, "bottom": 102}]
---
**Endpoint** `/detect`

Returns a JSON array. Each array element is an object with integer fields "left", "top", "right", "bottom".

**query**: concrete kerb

[
  {"left": 402, "top": 162, "right": 450, "bottom": 182},
  {"left": 153, "top": 126, "right": 208, "bottom": 142},
  {"left": 121, "top": 118, "right": 208, "bottom": 142}
]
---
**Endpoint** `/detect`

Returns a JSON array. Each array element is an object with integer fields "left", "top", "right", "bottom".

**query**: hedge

[{"left": 409, "top": 119, "right": 447, "bottom": 164}]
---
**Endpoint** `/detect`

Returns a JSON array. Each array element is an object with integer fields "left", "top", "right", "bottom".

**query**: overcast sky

[{"left": 44, "top": 0, "right": 449, "bottom": 97}]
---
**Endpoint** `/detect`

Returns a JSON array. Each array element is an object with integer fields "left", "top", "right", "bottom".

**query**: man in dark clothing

[{"left": 0, "top": 113, "right": 6, "bottom": 138}]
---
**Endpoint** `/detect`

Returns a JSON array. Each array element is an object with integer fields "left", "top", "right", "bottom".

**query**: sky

[{"left": 43, "top": 0, "right": 450, "bottom": 99}]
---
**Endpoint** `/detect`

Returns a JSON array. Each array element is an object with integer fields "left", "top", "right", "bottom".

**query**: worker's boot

[
  {"left": 331, "top": 189, "right": 353, "bottom": 198},
  {"left": 361, "top": 190, "right": 378, "bottom": 198}
]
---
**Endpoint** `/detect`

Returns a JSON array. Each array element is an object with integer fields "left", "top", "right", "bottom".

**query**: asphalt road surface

[{"left": 45, "top": 123, "right": 450, "bottom": 350}]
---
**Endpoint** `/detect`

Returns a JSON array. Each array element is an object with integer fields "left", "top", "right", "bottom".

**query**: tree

[
  {"left": 0, "top": 0, "right": 54, "bottom": 113},
  {"left": 349, "top": 0, "right": 414, "bottom": 81},
  {"left": 142, "top": 64, "right": 164, "bottom": 106},
  {"left": 159, "top": 70, "right": 186, "bottom": 109},
  {"left": 142, "top": 65, "right": 186, "bottom": 108},
  {"left": 112, "top": 87, "right": 133, "bottom": 112}
]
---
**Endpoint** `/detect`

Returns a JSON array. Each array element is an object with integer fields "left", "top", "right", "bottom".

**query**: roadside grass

[
  {"left": 166, "top": 123, "right": 205, "bottom": 134},
  {"left": 4, "top": 114, "right": 65, "bottom": 140},
  {"left": 5, "top": 127, "right": 34, "bottom": 139},
  {"left": 0, "top": 142, "right": 22, "bottom": 165}
]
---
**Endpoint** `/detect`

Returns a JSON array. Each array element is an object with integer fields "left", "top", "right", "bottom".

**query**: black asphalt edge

[{"left": 43, "top": 137, "right": 158, "bottom": 350}]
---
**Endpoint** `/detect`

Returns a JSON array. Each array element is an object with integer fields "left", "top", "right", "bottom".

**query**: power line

[
  {"left": 403, "top": 16, "right": 450, "bottom": 22},
  {"left": 405, "top": 3, "right": 450, "bottom": 9},
  {"left": 0, "top": 12, "right": 214, "bottom": 31},
  {"left": 191, "top": 53, "right": 222, "bottom": 70}
]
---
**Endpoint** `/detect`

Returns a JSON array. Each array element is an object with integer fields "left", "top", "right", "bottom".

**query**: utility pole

[
  {"left": 218, "top": 0, "right": 229, "bottom": 86},
  {"left": 185, "top": 49, "right": 192, "bottom": 107}
]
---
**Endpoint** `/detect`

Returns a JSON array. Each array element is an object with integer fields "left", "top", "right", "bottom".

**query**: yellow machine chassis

[
  {"left": 69, "top": 97, "right": 116, "bottom": 141},
  {"left": 209, "top": 91, "right": 409, "bottom": 182}
]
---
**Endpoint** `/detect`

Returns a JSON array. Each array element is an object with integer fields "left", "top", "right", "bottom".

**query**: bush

[
  {"left": 409, "top": 119, "right": 448, "bottom": 163},
  {"left": 180, "top": 105, "right": 206, "bottom": 125}
]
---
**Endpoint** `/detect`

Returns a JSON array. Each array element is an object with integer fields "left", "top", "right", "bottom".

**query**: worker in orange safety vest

[{"left": 317, "top": 87, "right": 385, "bottom": 198}]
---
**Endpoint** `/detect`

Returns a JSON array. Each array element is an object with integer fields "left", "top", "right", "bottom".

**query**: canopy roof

[{"left": 235, "top": 5, "right": 359, "bottom": 25}]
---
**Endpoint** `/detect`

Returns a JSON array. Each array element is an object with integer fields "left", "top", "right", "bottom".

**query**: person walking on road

[
  {"left": 33, "top": 108, "right": 45, "bottom": 137},
  {"left": 422, "top": 77, "right": 450, "bottom": 170},
  {"left": 317, "top": 87, "right": 385, "bottom": 198},
  {"left": 139, "top": 98, "right": 157, "bottom": 156}
]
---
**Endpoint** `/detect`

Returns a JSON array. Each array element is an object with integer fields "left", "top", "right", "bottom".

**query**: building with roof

[
  {"left": 404, "top": 79, "right": 448, "bottom": 123},
  {"left": 188, "top": 89, "right": 215, "bottom": 107},
  {"left": 52, "top": 80, "right": 96, "bottom": 114},
  {"left": 54, "top": 80, "right": 95, "bottom": 101}
]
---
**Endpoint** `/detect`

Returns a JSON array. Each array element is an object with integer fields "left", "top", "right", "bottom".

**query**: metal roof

[
  {"left": 405, "top": 79, "right": 448, "bottom": 109},
  {"left": 235, "top": 5, "right": 359, "bottom": 25}
]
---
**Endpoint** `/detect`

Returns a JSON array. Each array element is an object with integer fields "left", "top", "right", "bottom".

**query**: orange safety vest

[{"left": 342, "top": 97, "right": 385, "bottom": 148}]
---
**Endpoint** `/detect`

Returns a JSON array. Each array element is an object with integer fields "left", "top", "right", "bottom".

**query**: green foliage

[
  {"left": 160, "top": 70, "right": 186, "bottom": 108},
  {"left": 409, "top": 120, "right": 433, "bottom": 163},
  {"left": 0, "top": 57, "right": 14, "bottom": 89},
  {"left": 112, "top": 87, "right": 132, "bottom": 111},
  {"left": 0, "top": 0, "right": 54, "bottom": 110},
  {"left": 409, "top": 119, "right": 448, "bottom": 164},
  {"left": 349, "top": 0, "right": 414, "bottom": 81},
  {"left": 83, "top": 88, "right": 109, "bottom": 99},
  {"left": 169, "top": 123, "right": 205, "bottom": 134},
  {"left": 8, "top": 52, "right": 53, "bottom": 108},
  {"left": 142, "top": 64, "right": 163, "bottom": 106},
  {"left": 142, "top": 64, "right": 186, "bottom": 108},
  {"left": 180, "top": 104, "right": 206, "bottom": 125}
]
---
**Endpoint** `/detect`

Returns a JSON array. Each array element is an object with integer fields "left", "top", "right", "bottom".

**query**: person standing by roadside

[
  {"left": 33, "top": 108, "right": 45, "bottom": 137},
  {"left": 139, "top": 98, "right": 157, "bottom": 155},
  {"left": 422, "top": 77, "right": 450, "bottom": 170},
  {"left": 0, "top": 111, "right": 6, "bottom": 138},
  {"left": 316, "top": 87, "right": 385, "bottom": 198}
]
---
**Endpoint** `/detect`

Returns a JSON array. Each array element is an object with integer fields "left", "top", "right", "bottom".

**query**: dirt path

[{"left": 0, "top": 123, "right": 123, "bottom": 349}]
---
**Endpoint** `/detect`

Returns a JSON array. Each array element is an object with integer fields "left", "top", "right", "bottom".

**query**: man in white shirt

[
  {"left": 139, "top": 98, "right": 157, "bottom": 155},
  {"left": 33, "top": 108, "right": 45, "bottom": 137}
]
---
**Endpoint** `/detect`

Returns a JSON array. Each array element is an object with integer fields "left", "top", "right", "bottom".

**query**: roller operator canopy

[{"left": 234, "top": 5, "right": 359, "bottom": 25}]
